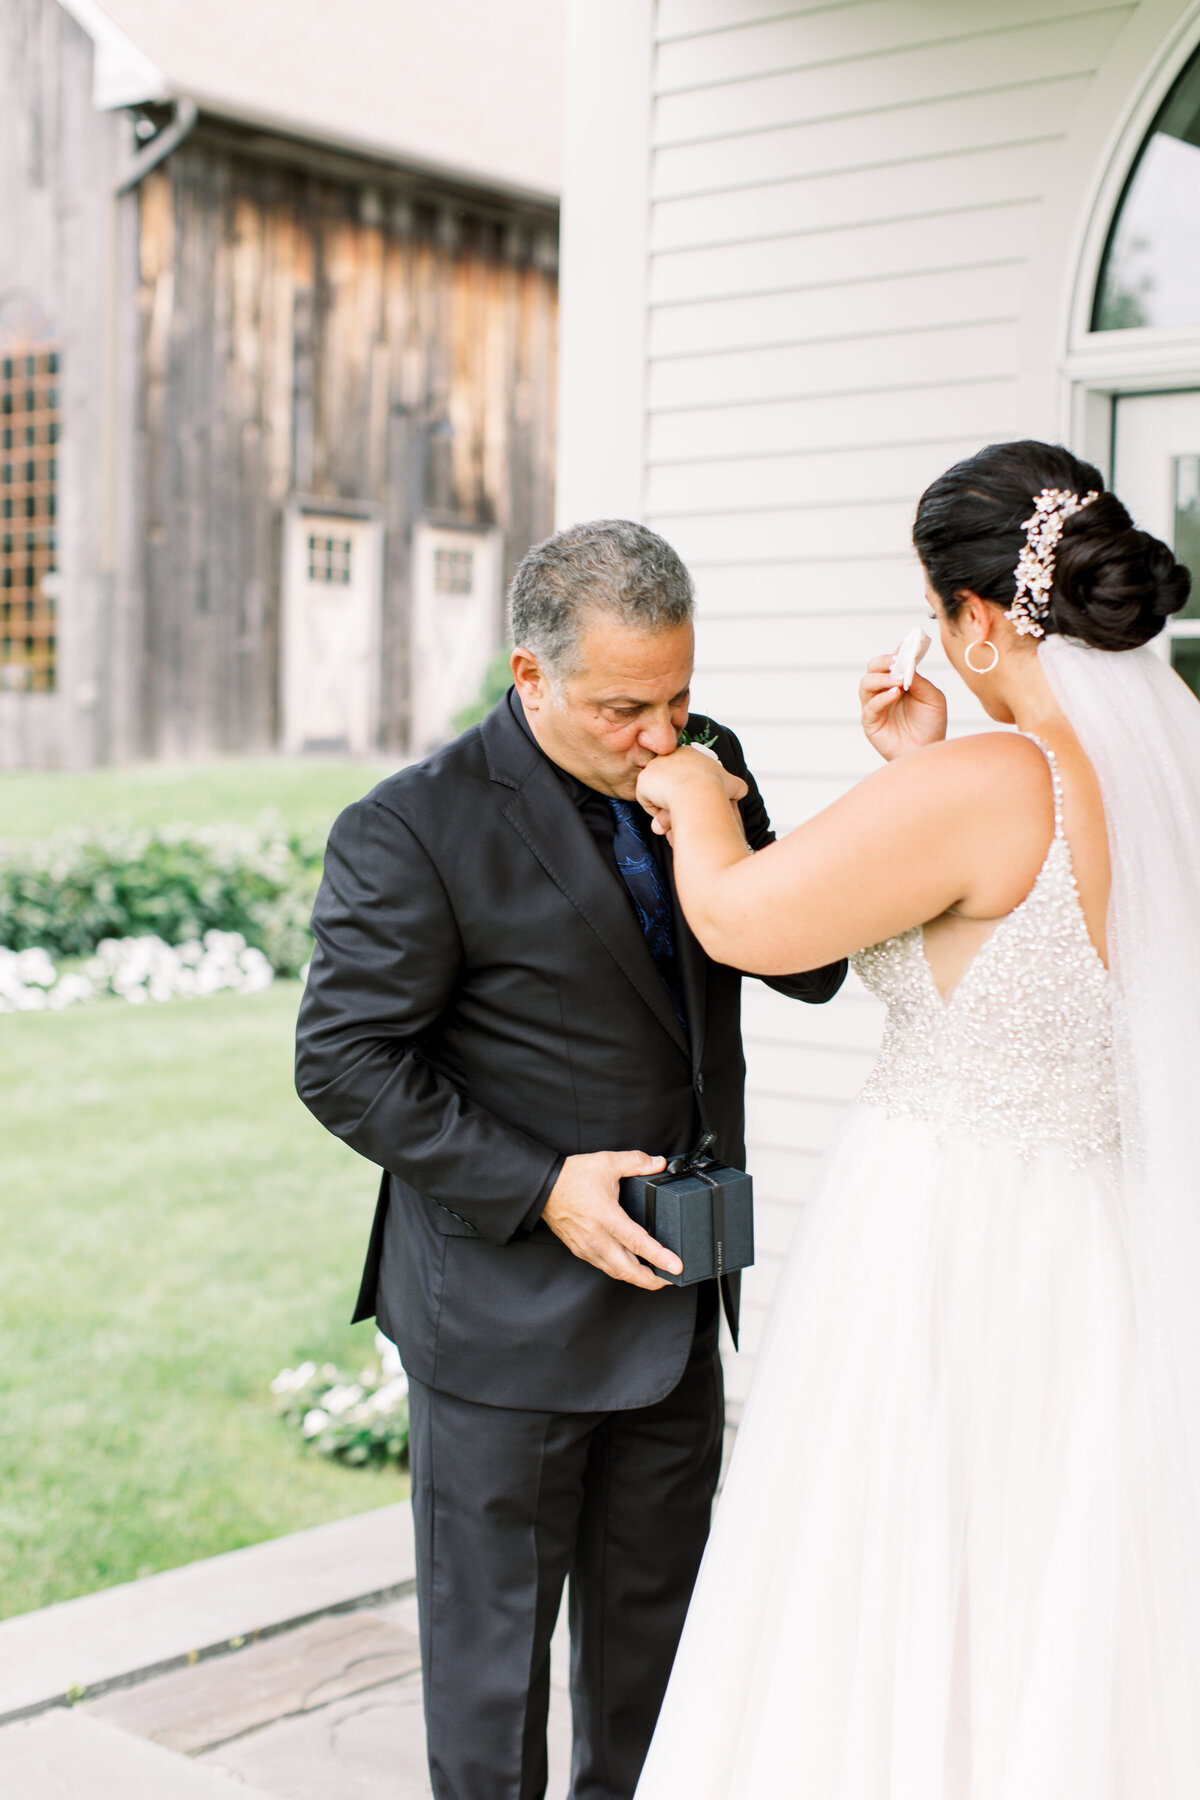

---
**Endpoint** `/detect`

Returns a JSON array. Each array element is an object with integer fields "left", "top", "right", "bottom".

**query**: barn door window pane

[
  {"left": 434, "top": 547, "right": 474, "bottom": 594},
  {"left": 1094, "top": 45, "right": 1200, "bottom": 330},
  {"left": 307, "top": 534, "right": 352, "bottom": 583},
  {"left": 0, "top": 345, "right": 59, "bottom": 692}
]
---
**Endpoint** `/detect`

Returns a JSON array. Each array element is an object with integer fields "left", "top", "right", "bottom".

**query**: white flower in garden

[
  {"left": 49, "top": 973, "right": 94, "bottom": 1009},
  {"left": 375, "top": 1331, "right": 404, "bottom": 1378},
  {"left": 302, "top": 1408, "right": 331, "bottom": 1437},
  {"left": 367, "top": 1377, "right": 408, "bottom": 1416},
  {"left": 270, "top": 1360, "right": 317, "bottom": 1396},
  {"left": 18, "top": 947, "right": 57, "bottom": 987},
  {"left": 322, "top": 1384, "right": 364, "bottom": 1417}
]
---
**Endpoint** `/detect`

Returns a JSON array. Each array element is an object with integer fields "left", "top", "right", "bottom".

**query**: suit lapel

[
  {"left": 482, "top": 696, "right": 690, "bottom": 1058},
  {"left": 503, "top": 765, "right": 691, "bottom": 1057}
]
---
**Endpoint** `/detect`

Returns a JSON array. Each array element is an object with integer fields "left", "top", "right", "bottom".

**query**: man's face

[{"left": 513, "top": 614, "right": 695, "bottom": 799}]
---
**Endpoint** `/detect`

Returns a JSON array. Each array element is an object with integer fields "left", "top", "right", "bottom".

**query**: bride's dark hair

[{"left": 912, "top": 440, "right": 1190, "bottom": 651}]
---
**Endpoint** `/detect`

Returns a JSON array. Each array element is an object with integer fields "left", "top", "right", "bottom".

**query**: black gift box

[{"left": 619, "top": 1134, "right": 754, "bottom": 1286}]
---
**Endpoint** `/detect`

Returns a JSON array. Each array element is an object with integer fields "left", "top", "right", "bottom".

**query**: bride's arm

[{"left": 636, "top": 734, "right": 1051, "bottom": 976}]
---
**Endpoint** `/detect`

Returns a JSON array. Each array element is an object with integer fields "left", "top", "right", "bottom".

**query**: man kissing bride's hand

[{"left": 636, "top": 743, "right": 748, "bottom": 844}]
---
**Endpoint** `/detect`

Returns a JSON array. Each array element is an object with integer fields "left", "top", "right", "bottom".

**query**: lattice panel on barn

[{"left": 0, "top": 348, "right": 59, "bottom": 693}]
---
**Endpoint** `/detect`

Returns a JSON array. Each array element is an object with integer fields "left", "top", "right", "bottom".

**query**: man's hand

[{"left": 541, "top": 1151, "right": 684, "bottom": 1289}]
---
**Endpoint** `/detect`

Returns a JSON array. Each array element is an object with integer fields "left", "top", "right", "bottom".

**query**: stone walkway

[{"left": 0, "top": 1503, "right": 571, "bottom": 1797}]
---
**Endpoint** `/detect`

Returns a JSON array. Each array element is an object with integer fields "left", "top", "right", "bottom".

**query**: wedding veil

[{"left": 1040, "top": 636, "right": 1200, "bottom": 1580}]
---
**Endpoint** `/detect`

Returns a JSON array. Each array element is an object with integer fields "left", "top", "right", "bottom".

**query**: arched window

[
  {"left": 0, "top": 292, "right": 59, "bottom": 694},
  {"left": 1093, "top": 44, "right": 1200, "bottom": 331}
]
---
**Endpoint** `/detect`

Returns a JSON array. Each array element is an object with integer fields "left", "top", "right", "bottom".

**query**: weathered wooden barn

[{"left": 0, "top": 0, "right": 562, "bottom": 768}]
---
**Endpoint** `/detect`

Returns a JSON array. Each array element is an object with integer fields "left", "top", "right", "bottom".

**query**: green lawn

[
  {"left": 0, "top": 757, "right": 398, "bottom": 841},
  {"left": 0, "top": 982, "right": 404, "bottom": 1621}
]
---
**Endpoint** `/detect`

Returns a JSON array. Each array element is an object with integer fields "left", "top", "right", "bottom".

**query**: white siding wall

[{"left": 559, "top": 0, "right": 1170, "bottom": 1407}]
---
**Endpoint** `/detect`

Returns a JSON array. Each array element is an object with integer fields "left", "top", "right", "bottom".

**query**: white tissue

[{"left": 890, "top": 625, "right": 931, "bottom": 692}]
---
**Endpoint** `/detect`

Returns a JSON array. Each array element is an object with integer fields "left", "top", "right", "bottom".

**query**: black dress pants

[{"left": 407, "top": 1299, "right": 723, "bottom": 1800}]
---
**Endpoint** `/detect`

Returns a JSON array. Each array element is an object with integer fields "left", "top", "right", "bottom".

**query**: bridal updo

[{"left": 912, "top": 440, "right": 1190, "bottom": 651}]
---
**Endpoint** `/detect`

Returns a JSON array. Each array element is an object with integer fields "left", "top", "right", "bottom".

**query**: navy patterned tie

[{"left": 607, "top": 798, "right": 688, "bottom": 1029}]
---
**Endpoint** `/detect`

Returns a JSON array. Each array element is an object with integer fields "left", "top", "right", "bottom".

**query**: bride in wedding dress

[{"left": 632, "top": 440, "right": 1200, "bottom": 1799}]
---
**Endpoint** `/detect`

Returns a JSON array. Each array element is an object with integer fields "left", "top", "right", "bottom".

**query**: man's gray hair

[{"left": 509, "top": 520, "right": 694, "bottom": 676}]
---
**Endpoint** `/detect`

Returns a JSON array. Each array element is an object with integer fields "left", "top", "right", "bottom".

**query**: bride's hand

[
  {"left": 859, "top": 656, "right": 947, "bottom": 762},
  {"left": 636, "top": 746, "right": 748, "bottom": 840}
]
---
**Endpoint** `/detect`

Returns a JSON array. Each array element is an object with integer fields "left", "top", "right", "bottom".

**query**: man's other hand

[{"left": 541, "top": 1151, "right": 684, "bottom": 1288}]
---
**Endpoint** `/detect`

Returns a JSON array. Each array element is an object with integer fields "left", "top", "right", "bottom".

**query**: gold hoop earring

[{"left": 965, "top": 639, "right": 999, "bottom": 675}]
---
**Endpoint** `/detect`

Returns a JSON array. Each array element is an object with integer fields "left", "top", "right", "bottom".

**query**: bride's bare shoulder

[{"left": 899, "top": 730, "right": 1053, "bottom": 805}]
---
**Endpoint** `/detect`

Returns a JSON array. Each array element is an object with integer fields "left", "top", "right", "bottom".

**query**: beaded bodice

[{"left": 850, "top": 738, "right": 1119, "bottom": 1165}]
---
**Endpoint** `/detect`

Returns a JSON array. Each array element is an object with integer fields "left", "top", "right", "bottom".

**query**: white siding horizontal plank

[
  {"left": 648, "top": 321, "right": 1019, "bottom": 410},
  {"left": 652, "top": 13, "right": 1131, "bottom": 145},
  {"left": 725, "top": 1286, "right": 779, "bottom": 1395},
  {"left": 749, "top": 1091, "right": 849, "bottom": 1152},
  {"left": 739, "top": 1139, "right": 825, "bottom": 1202},
  {"left": 711, "top": 692, "right": 992, "bottom": 759},
  {"left": 648, "top": 378, "right": 1018, "bottom": 459},
  {"left": 648, "top": 440, "right": 979, "bottom": 514},
  {"left": 750, "top": 1039, "right": 878, "bottom": 1103},
  {"left": 751, "top": 1197, "right": 814, "bottom": 1262},
  {"left": 655, "top": 2, "right": 1131, "bottom": 92},
  {"left": 654, "top": 499, "right": 913, "bottom": 562},
  {"left": 731, "top": 1281, "right": 778, "bottom": 1351},
  {"left": 692, "top": 665, "right": 865, "bottom": 718},
  {"left": 731, "top": 714, "right": 996, "bottom": 779},
  {"left": 649, "top": 265, "right": 1024, "bottom": 359},
  {"left": 743, "top": 974, "right": 885, "bottom": 1045},
  {"left": 649, "top": 202, "right": 1040, "bottom": 305},
  {"left": 652, "top": 75, "right": 1091, "bottom": 196},
  {"left": 727, "top": 718, "right": 893, "bottom": 778},
  {"left": 656, "top": 0, "right": 855, "bottom": 41},
  {"left": 696, "top": 609, "right": 920, "bottom": 669},
  {"left": 745, "top": 772, "right": 858, "bottom": 827},
  {"left": 692, "top": 556, "right": 923, "bottom": 615},
  {"left": 650, "top": 137, "right": 1061, "bottom": 253}
]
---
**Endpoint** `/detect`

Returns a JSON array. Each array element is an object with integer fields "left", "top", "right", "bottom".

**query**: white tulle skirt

[{"left": 635, "top": 1106, "right": 1200, "bottom": 1800}]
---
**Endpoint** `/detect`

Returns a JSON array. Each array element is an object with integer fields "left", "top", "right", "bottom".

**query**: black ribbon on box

[
  {"left": 621, "top": 1131, "right": 754, "bottom": 1287},
  {"left": 644, "top": 1131, "right": 726, "bottom": 1277}
]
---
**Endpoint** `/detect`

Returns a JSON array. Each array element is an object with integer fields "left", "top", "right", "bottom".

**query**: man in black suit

[{"left": 295, "top": 521, "right": 845, "bottom": 1800}]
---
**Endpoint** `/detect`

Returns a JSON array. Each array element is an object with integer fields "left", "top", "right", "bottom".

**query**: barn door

[
  {"left": 282, "top": 510, "right": 382, "bottom": 754},
  {"left": 410, "top": 524, "right": 503, "bottom": 754}
]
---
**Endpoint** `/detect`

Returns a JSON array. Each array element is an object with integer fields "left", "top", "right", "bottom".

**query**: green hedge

[
  {"left": 452, "top": 645, "right": 514, "bottom": 734},
  {"left": 0, "top": 821, "right": 323, "bottom": 976}
]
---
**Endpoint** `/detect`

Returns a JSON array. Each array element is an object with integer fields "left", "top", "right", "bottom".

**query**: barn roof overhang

[{"left": 56, "top": 0, "right": 564, "bottom": 210}]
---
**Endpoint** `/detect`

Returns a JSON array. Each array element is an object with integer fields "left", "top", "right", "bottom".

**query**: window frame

[{"left": 0, "top": 344, "right": 60, "bottom": 695}]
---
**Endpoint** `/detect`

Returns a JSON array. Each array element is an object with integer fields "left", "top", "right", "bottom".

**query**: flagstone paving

[
  {"left": 0, "top": 1512, "right": 572, "bottom": 1798},
  {"left": 84, "top": 1593, "right": 572, "bottom": 1798}
]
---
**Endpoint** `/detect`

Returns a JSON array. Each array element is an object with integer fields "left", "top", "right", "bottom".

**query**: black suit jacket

[{"left": 295, "top": 695, "right": 845, "bottom": 1412}]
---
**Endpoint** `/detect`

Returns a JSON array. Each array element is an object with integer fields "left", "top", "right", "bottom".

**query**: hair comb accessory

[{"left": 1006, "top": 487, "right": 1100, "bottom": 638}]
